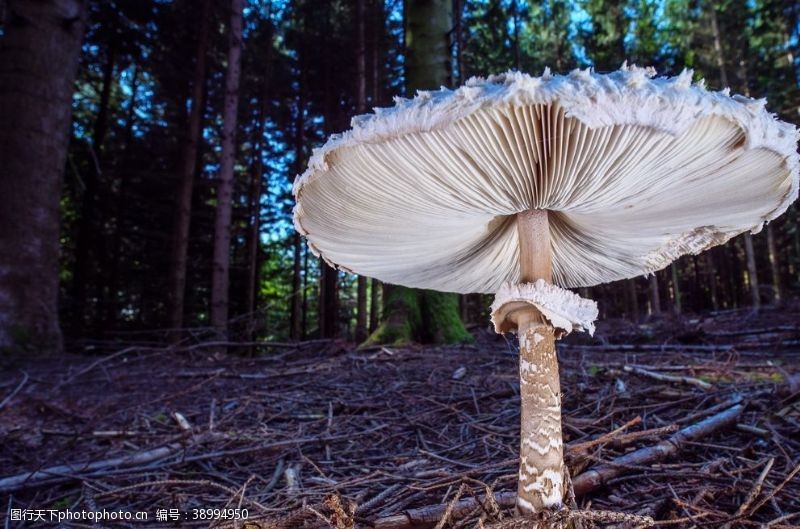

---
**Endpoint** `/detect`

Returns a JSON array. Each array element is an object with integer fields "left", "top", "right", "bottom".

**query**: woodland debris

[
  {"left": 622, "top": 365, "right": 712, "bottom": 389},
  {"left": 1, "top": 314, "right": 798, "bottom": 528},
  {"left": 571, "top": 403, "right": 744, "bottom": 497},
  {"left": 0, "top": 442, "right": 185, "bottom": 493}
]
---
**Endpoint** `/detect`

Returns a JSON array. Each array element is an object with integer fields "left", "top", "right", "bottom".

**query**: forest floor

[{"left": 1, "top": 305, "right": 800, "bottom": 529}]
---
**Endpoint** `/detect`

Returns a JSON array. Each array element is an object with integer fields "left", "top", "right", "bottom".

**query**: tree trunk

[
  {"left": 369, "top": 278, "right": 380, "bottom": 333},
  {"left": 367, "top": 0, "right": 383, "bottom": 336},
  {"left": 70, "top": 36, "right": 117, "bottom": 332},
  {"left": 354, "top": 0, "right": 369, "bottom": 343},
  {"left": 169, "top": 0, "right": 211, "bottom": 334},
  {"left": 365, "top": 0, "right": 470, "bottom": 346},
  {"left": 709, "top": 6, "right": 729, "bottom": 87},
  {"left": 453, "top": 0, "right": 463, "bottom": 83},
  {"left": 319, "top": 261, "right": 339, "bottom": 338},
  {"left": 404, "top": 0, "right": 452, "bottom": 91},
  {"left": 210, "top": 0, "right": 244, "bottom": 334},
  {"left": 289, "top": 43, "right": 306, "bottom": 341},
  {"left": 0, "top": 0, "right": 87, "bottom": 351},
  {"left": 290, "top": 233, "right": 303, "bottom": 340},
  {"left": 648, "top": 273, "right": 661, "bottom": 316},
  {"left": 743, "top": 232, "right": 760, "bottom": 309},
  {"left": 105, "top": 64, "right": 140, "bottom": 328},
  {"left": 245, "top": 11, "right": 274, "bottom": 340},
  {"left": 302, "top": 244, "right": 309, "bottom": 338},
  {"left": 766, "top": 224, "right": 781, "bottom": 303},
  {"left": 704, "top": 253, "right": 719, "bottom": 311},
  {"left": 671, "top": 263, "right": 682, "bottom": 314},
  {"left": 315, "top": 6, "right": 340, "bottom": 340}
]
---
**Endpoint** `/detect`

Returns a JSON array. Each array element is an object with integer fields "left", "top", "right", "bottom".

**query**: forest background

[{"left": 1, "top": 0, "right": 799, "bottom": 352}]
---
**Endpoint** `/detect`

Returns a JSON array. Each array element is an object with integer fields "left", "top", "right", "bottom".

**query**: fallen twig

[
  {"left": 571, "top": 403, "right": 743, "bottom": 497},
  {"left": 623, "top": 365, "right": 712, "bottom": 390},
  {"left": 0, "top": 371, "right": 28, "bottom": 411},
  {"left": 371, "top": 491, "right": 515, "bottom": 529},
  {"left": 722, "top": 457, "right": 774, "bottom": 528},
  {"left": 0, "top": 442, "right": 184, "bottom": 493}
]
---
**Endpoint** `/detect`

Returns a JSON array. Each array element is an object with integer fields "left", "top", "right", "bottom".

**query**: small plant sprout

[{"left": 293, "top": 67, "right": 799, "bottom": 517}]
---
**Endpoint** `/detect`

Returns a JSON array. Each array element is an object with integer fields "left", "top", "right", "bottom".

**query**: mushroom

[{"left": 293, "top": 66, "right": 799, "bottom": 516}]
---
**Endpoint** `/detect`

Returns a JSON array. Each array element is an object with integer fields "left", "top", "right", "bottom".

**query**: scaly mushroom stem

[
  {"left": 516, "top": 310, "right": 563, "bottom": 513},
  {"left": 515, "top": 209, "right": 564, "bottom": 515}
]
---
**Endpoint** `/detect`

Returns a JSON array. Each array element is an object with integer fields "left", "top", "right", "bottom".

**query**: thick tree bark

[
  {"left": 404, "top": 0, "right": 452, "bottom": 91},
  {"left": 0, "top": 0, "right": 87, "bottom": 351},
  {"left": 169, "top": 0, "right": 211, "bottom": 334},
  {"left": 210, "top": 0, "right": 244, "bottom": 334}
]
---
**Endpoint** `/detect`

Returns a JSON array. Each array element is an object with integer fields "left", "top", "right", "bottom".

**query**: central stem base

[{"left": 515, "top": 309, "right": 564, "bottom": 515}]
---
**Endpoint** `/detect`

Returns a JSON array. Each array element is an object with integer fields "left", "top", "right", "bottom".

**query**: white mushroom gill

[{"left": 293, "top": 67, "right": 798, "bottom": 293}]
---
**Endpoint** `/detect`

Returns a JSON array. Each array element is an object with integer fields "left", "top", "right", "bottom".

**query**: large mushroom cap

[{"left": 293, "top": 66, "right": 799, "bottom": 293}]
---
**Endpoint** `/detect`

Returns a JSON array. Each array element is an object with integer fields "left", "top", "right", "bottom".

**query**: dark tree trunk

[
  {"left": 0, "top": 0, "right": 87, "bottom": 351},
  {"left": 453, "top": 0, "right": 463, "bottom": 83},
  {"left": 245, "top": 11, "right": 274, "bottom": 340},
  {"left": 704, "top": 253, "right": 719, "bottom": 311},
  {"left": 290, "top": 233, "right": 303, "bottom": 340},
  {"left": 671, "top": 263, "right": 682, "bottom": 314},
  {"left": 302, "top": 244, "right": 309, "bottom": 338},
  {"left": 169, "top": 0, "right": 211, "bottom": 334},
  {"left": 319, "top": 262, "right": 338, "bottom": 338},
  {"left": 210, "top": 0, "right": 244, "bottom": 334},
  {"left": 766, "top": 224, "right": 781, "bottom": 303},
  {"left": 648, "top": 273, "right": 661, "bottom": 316},
  {"left": 369, "top": 279, "right": 380, "bottom": 333},
  {"left": 70, "top": 36, "right": 116, "bottom": 331},
  {"left": 743, "top": 233, "right": 760, "bottom": 309},
  {"left": 367, "top": 0, "right": 383, "bottom": 336},
  {"left": 316, "top": 7, "right": 340, "bottom": 339},
  {"left": 354, "top": 0, "right": 369, "bottom": 343},
  {"left": 104, "top": 64, "right": 140, "bottom": 327},
  {"left": 289, "top": 47, "right": 306, "bottom": 340}
]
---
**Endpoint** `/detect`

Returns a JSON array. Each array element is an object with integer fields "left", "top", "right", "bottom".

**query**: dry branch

[
  {"left": 0, "top": 443, "right": 184, "bottom": 493},
  {"left": 371, "top": 491, "right": 515, "bottom": 529},
  {"left": 571, "top": 404, "right": 743, "bottom": 497},
  {"left": 623, "top": 365, "right": 712, "bottom": 390}
]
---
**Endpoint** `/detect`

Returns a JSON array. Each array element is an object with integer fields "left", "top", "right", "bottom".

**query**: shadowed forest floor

[{"left": 1, "top": 304, "right": 800, "bottom": 528}]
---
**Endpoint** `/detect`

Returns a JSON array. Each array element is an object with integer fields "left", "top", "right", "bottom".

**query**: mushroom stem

[{"left": 515, "top": 209, "right": 565, "bottom": 515}]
